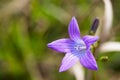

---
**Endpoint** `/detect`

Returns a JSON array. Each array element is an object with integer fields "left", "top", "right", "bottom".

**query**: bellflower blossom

[{"left": 47, "top": 17, "right": 99, "bottom": 72}]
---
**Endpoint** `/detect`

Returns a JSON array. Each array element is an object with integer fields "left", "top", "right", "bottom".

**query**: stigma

[{"left": 74, "top": 44, "right": 86, "bottom": 51}]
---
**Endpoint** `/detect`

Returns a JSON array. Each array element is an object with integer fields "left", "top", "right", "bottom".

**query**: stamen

[{"left": 74, "top": 45, "right": 86, "bottom": 51}]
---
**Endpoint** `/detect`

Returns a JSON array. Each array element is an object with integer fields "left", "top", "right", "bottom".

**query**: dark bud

[{"left": 89, "top": 18, "right": 99, "bottom": 35}]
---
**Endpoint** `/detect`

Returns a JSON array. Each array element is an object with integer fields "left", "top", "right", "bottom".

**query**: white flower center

[{"left": 74, "top": 44, "right": 86, "bottom": 51}]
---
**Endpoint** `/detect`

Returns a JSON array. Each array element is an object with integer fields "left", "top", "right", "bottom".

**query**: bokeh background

[{"left": 0, "top": 0, "right": 120, "bottom": 80}]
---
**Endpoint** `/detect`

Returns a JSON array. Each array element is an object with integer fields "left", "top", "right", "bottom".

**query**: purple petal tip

[
  {"left": 59, "top": 69, "right": 64, "bottom": 72},
  {"left": 47, "top": 43, "right": 51, "bottom": 47},
  {"left": 92, "top": 65, "right": 98, "bottom": 70},
  {"left": 71, "top": 16, "right": 76, "bottom": 21},
  {"left": 89, "top": 62, "right": 98, "bottom": 70},
  {"left": 85, "top": 64, "right": 98, "bottom": 70},
  {"left": 59, "top": 66, "right": 67, "bottom": 72}
]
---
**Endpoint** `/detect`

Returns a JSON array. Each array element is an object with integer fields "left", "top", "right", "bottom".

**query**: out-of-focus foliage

[{"left": 0, "top": 0, "right": 120, "bottom": 80}]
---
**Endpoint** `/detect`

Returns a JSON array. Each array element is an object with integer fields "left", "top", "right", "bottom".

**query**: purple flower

[{"left": 47, "top": 17, "right": 99, "bottom": 72}]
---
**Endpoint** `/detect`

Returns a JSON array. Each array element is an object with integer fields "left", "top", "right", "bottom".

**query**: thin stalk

[{"left": 86, "top": 18, "right": 100, "bottom": 80}]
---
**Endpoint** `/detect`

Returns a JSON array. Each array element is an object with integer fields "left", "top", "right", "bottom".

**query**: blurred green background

[{"left": 0, "top": 0, "right": 120, "bottom": 80}]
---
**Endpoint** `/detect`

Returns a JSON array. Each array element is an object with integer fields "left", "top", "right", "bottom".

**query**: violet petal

[
  {"left": 59, "top": 53, "right": 79, "bottom": 72},
  {"left": 68, "top": 17, "right": 81, "bottom": 42},
  {"left": 47, "top": 39, "right": 74, "bottom": 53},
  {"left": 82, "top": 35, "right": 99, "bottom": 46},
  {"left": 79, "top": 50, "right": 98, "bottom": 70}
]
